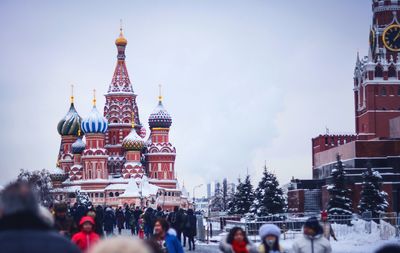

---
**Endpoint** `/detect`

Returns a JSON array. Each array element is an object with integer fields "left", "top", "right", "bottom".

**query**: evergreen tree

[
  {"left": 358, "top": 164, "right": 388, "bottom": 218},
  {"left": 210, "top": 182, "right": 224, "bottom": 212},
  {"left": 222, "top": 178, "right": 229, "bottom": 211},
  {"left": 327, "top": 154, "right": 352, "bottom": 215},
  {"left": 230, "top": 175, "right": 254, "bottom": 215},
  {"left": 251, "top": 166, "right": 286, "bottom": 216}
]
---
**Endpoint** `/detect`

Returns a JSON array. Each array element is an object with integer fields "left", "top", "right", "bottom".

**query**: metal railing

[{"left": 205, "top": 212, "right": 400, "bottom": 242}]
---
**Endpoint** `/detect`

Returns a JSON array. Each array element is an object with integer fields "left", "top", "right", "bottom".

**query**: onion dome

[
  {"left": 115, "top": 27, "right": 127, "bottom": 46},
  {"left": 81, "top": 90, "right": 108, "bottom": 134},
  {"left": 57, "top": 98, "right": 82, "bottom": 136},
  {"left": 148, "top": 99, "right": 172, "bottom": 129},
  {"left": 122, "top": 117, "right": 145, "bottom": 151},
  {"left": 72, "top": 135, "right": 85, "bottom": 154},
  {"left": 49, "top": 166, "right": 68, "bottom": 181}
]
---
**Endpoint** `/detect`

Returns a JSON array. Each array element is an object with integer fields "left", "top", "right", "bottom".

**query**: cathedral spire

[{"left": 107, "top": 24, "right": 133, "bottom": 94}]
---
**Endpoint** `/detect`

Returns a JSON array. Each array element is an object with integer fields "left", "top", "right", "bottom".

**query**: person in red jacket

[{"left": 72, "top": 216, "right": 100, "bottom": 252}]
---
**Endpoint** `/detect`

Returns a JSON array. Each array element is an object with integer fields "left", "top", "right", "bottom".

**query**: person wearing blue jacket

[{"left": 152, "top": 218, "right": 184, "bottom": 253}]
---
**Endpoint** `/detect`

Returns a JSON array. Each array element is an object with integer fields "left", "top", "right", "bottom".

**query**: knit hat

[
  {"left": 79, "top": 216, "right": 95, "bottom": 226},
  {"left": 259, "top": 224, "right": 281, "bottom": 239},
  {"left": 304, "top": 217, "right": 323, "bottom": 234}
]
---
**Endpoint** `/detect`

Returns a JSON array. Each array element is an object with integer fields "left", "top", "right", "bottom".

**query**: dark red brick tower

[{"left": 355, "top": 0, "right": 400, "bottom": 139}]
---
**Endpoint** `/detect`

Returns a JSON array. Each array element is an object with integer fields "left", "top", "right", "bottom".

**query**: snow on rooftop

[{"left": 119, "top": 179, "right": 140, "bottom": 198}]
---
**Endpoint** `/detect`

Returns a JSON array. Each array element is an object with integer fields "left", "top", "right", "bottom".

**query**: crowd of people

[{"left": 0, "top": 181, "right": 399, "bottom": 253}]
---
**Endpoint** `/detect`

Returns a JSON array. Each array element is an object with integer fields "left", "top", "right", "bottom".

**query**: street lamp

[{"left": 192, "top": 184, "right": 203, "bottom": 210}]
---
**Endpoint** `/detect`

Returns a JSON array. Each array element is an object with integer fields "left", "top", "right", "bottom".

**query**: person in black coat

[
  {"left": 94, "top": 205, "right": 104, "bottom": 236},
  {"left": 103, "top": 207, "right": 115, "bottom": 236},
  {"left": 115, "top": 207, "right": 125, "bottom": 235},
  {"left": 0, "top": 182, "right": 80, "bottom": 253},
  {"left": 124, "top": 205, "right": 132, "bottom": 230},
  {"left": 184, "top": 209, "right": 197, "bottom": 251}
]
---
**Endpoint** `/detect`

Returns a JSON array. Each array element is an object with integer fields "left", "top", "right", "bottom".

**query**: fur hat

[
  {"left": 88, "top": 237, "right": 151, "bottom": 253},
  {"left": 259, "top": 224, "right": 281, "bottom": 239}
]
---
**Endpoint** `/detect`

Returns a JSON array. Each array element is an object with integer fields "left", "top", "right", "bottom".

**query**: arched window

[
  {"left": 100, "top": 193, "right": 104, "bottom": 198},
  {"left": 397, "top": 88, "right": 400, "bottom": 96},
  {"left": 381, "top": 87, "right": 387, "bottom": 96},
  {"left": 375, "top": 65, "right": 383, "bottom": 77},
  {"left": 115, "top": 192, "right": 120, "bottom": 197},
  {"left": 388, "top": 65, "right": 397, "bottom": 78},
  {"left": 109, "top": 192, "right": 114, "bottom": 197}
]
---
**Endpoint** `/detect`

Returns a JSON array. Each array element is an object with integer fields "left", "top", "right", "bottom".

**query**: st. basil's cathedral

[{"left": 49, "top": 28, "right": 189, "bottom": 210}]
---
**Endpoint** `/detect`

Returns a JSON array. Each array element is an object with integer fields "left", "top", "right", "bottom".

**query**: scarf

[{"left": 232, "top": 240, "right": 249, "bottom": 253}]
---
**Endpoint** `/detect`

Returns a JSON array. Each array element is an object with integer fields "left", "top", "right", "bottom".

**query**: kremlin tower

[{"left": 50, "top": 27, "right": 188, "bottom": 209}]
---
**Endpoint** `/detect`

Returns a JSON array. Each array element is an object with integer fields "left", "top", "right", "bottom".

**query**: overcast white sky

[{"left": 0, "top": 1, "right": 371, "bottom": 196}]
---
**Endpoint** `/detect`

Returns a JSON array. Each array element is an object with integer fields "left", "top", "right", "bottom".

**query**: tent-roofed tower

[{"left": 104, "top": 25, "right": 145, "bottom": 175}]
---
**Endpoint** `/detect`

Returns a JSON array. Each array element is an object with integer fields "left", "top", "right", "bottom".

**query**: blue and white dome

[{"left": 81, "top": 105, "right": 108, "bottom": 134}]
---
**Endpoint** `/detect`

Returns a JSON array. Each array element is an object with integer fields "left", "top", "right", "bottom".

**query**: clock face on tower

[{"left": 383, "top": 24, "right": 400, "bottom": 51}]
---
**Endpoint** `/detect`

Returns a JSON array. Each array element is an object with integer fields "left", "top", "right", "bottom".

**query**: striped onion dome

[
  {"left": 81, "top": 105, "right": 108, "bottom": 134},
  {"left": 57, "top": 103, "right": 82, "bottom": 136}
]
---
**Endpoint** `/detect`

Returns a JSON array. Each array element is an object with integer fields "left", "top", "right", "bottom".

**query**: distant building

[
  {"left": 207, "top": 183, "right": 212, "bottom": 199},
  {"left": 289, "top": 1, "right": 400, "bottom": 213}
]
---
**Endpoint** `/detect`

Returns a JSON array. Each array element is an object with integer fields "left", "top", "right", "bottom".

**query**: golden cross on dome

[
  {"left": 70, "top": 84, "right": 74, "bottom": 103},
  {"left": 93, "top": 89, "right": 96, "bottom": 106},
  {"left": 158, "top": 84, "right": 163, "bottom": 102}
]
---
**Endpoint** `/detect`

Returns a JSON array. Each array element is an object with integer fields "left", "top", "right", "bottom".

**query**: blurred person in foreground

[
  {"left": 152, "top": 218, "right": 184, "bottom": 253},
  {"left": 375, "top": 244, "right": 400, "bottom": 253},
  {"left": 219, "top": 226, "right": 257, "bottom": 253},
  {"left": 292, "top": 217, "right": 332, "bottom": 253},
  {"left": 0, "top": 181, "right": 80, "bottom": 253},
  {"left": 88, "top": 236, "right": 151, "bottom": 253},
  {"left": 72, "top": 216, "right": 100, "bottom": 252},
  {"left": 258, "top": 224, "right": 284, "bottom": 253}
]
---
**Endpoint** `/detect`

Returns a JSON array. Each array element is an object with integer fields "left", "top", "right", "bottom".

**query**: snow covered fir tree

[
  {"left": 228, "top": 175, "right": 254, "bottom": 215},
  {"left": 358, "top": 163, "right": 388, "bottom": 218},
  {"left": 251, "top": 166, "right": 286, "bottom": 216},
  {"left": 327, "top": 154, "right": 352, "bottom": 216}
]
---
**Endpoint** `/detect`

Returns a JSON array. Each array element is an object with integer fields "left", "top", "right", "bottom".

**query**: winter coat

[
  {"left": 94, "top": 206, "right": 104, "bottom": 236},
  {"left": 0, "top": 211, "right": 80, "bottom": 253},
  {"left": 168, "top": 211, "right": 180, "bottom": 231},
  {"left": 116, "top": 209, "right": 125, "bottom": 228},
  {"left": 71, "top": 231, "right": 99, "bottom": 252},
  {"left": 183, "top": 213, "right": 197, "bottom": 237},
  {"left": 164, "top": 233, "right": 184, "bottom": 253},
  {"left": 103, "top": 209, "right": 115, "bottom": 232},
  {"left": 71, "top": 216, "right": 100, "bottom": 252},
  {"left": 219, "top": 236, "right": 258, "bottom": 253},
  {"left": 292, "top": 234, "right": 332, "bottom": 253},
  {"left": 54, "top": 214, "right": 78, "bottom": 238}
]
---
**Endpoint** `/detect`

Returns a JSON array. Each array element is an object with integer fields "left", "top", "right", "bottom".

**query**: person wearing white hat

[{"left": 258, "top": 224, "right": 284, "bottom": 253}]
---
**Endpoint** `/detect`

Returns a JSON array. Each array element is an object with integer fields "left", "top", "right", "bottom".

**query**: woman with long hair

[
  {"left": 258, "top": 224, "right": 284, "bottom": 253},
  {"left": 219, "top": 226, "right": 257, "bottom": 253}
]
